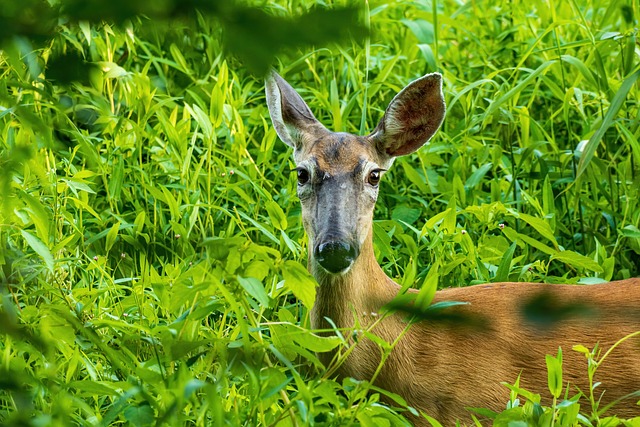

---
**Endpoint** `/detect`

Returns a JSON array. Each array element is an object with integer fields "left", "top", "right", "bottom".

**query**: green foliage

[{"left": 1, "top": 0, "right": 639, "bottom": 425}]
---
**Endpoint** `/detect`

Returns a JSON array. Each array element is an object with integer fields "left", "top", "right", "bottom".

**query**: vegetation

[{"left": 1, "top": 0, "right": 639, "bottom": 425}]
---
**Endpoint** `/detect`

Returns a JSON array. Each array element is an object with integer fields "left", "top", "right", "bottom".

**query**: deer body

[{"left": 265, "top": 72, "right": 640, "bottom": 425}]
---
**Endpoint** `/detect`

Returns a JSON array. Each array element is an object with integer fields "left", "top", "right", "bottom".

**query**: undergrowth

[{"left": 1, "top": 0, "right": 639, "bottom": 425}]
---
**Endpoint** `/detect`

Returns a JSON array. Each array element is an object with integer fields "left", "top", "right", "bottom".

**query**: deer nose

[{"left": 314, "top": 241, "right": 357, "bottom": 274}]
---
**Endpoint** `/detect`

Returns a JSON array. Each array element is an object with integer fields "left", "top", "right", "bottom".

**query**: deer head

[{"left": 266, "top": 72, "right": 445, "bottom": 276}]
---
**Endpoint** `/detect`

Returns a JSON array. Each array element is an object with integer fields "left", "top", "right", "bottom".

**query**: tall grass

[{"left": 1, "top": 0, "right": 639, "bottom": 425}]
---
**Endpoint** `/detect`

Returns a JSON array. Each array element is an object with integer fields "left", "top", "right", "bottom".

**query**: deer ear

[
  {"left": 370, "top": 73, "right": 446, "bottom": 157},
  {"left": 265, "top": 71, "right": 321, "bottom": 149}
]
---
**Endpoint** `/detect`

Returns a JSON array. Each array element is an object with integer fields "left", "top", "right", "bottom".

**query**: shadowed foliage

[{"left": 0, "top": 0, "right": 366, "bottom": 75}]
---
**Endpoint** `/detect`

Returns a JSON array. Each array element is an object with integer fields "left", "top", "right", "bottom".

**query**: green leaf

[
  {"left": 21, "top": 230, "right": 54, "bottom": 273},
  {"left": 494, "top": 241, "right": 517, "bottom": 282},
  {"left": 465, "top": 163, "right": 492, "bottom": 190},
  {"left": 270, "top": 321, "right": 339, "bottom": 368},
  {"left": 401, "top": 18, "right": 434, "bottom": 44},
  {"left": 99, "top": 61, "right": 128, "bottom": 79},
  {"left": 362, "top": 329, "right": 392, "bottom": 351},
  {"left": 444, "top": 196, "right": 457, "bottom": 234},
  {"left": 560, "top": 55, "right": 597, "bottom": 87},
  {"left": 415, "top": 260, "right": 439, "bottom": 308},
  {"left": 422, "top": 415, "right": 445, "bottom": 427},
  {"left": 161, "top": 186, "right": 181, "bottom": 222},
  {"left": 265, "top": 200, "right": 287, "bottom": 230},
  {"left": 541, "top": 176, "right": 555, "bottom": 223},
  {"left": 79, "top": 21, "right": 92, "bottom": 45},
  {"left": 183, "top": 379, "right": 205, "bottom": 399},
  {"left": 105, "top": 221, "right": 120, "bottom": 252},
  {"left": 260, "top": 368, "right": 290, "bottom": 401},
  {"left": 170, "top": 43, "right": 190, "bottom": 74},
  {"left": 185, "top": 103, "right": 213, "bottom": 141},
  {"left": 621, "top": 225, "right": 640, "bottom": 238},
  {"left": 124, "top": 404, "right": 154, "bottom": 427},
  {"left": 282, "top": 260, "right": 316, "bottom": 309},
  {"left": 67, "top": 380, "right": 121, "bottom": 396},
  {"left": 572, "top": 344, "right": 591, "bottom": 356},
  {"left": 623, "top": 34, "right": 636, "bottom": 74},
  {"left": 329, "top": 77, "right": 342, "bottom": 131},
  {"left": 133, "top": 210, "right": 146, "bottom": 235},
  {"left": 67, "top": 197, "right": 100, "bottom": 220},
  {"left": 576, "top": 69, "right": 640, "bottom": 178},
  {"left": 61, "top": 178, "right": 96, "bottom": 195},
  {"left": 20, "top": 191, "right": 50, "bottom": 243},
  {"left": 546, "top": 348, "right": 563, "bottom": 399},
  {"left": 417, "top": 43, "right": 436, "bottom": 70},
  {"left": 400, "top": 160, "right": 429, "bottom": 194},
  {"left": 551, "top": 251, "right": 603, "bottom": 273},
  {"left": 502, "top": 227, "right": 557, "bottom": 256},
  {"left": 516, "top": 212, "right": 558, "bottom": 247},
  {"left": 237, "top": 276, "right": 270, "bottom": 307},
  {"left": 424, "top": 209, "right": 451, "bottom": 230},
  {"left": 502, "top": 382, "right": 541, "bottom": 404},
  {"left": 108, "top": 155, "right": 124, "bottom": 201},
  {"left": 288, "top": 324, "right": 340, "bottom": 353},
  {"left": 391, "top": 205, "right": 421, "bottom": 225},
  {"left": 236, "top": 210, "right": 279, "bottom": 244}
]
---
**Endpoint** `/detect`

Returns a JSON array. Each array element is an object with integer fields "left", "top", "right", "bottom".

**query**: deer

[{"left": 265, "top": 71, "right": 640, "bottom": 425}]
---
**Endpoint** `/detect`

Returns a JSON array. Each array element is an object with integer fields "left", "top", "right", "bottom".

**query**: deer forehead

[{"left": 296, "top": 131, "right": 381, "bottom": 174}]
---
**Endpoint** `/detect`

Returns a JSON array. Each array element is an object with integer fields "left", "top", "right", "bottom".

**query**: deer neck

[{"left": 309, "top": 228, "right": 398, "bottom": 331}]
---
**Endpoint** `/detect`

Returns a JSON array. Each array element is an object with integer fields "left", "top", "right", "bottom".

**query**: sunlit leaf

[
  {"left": 237, "top": 275, "right": 270, "bottom": 307},
  {"left": 282, "top": 260, "right": 316, "bottom": 309},
  {"left": 21, "top": 230, "right": 54, "bottom": 273}
]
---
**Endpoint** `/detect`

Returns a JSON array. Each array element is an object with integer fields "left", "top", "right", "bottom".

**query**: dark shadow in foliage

[
  {"left": 0, "top": 0, "right": 59, "bottom": 43},
  {"left": 221, "top": 6, "right": 367, "bottom": 75},
  {"left": 384, "top": 296, "right": 491, "bottom": 332},
  {"left": 621, "top": 5, "right": 635, "bottom": 24},
  {"left": 0, "top": 368, "right": 36, "bottom": 427},
  {"left": 0, "top": 0, "right": 367, "bottom": 76},
  {"left": 521, "top": 290, "right": 595, "bottom": 328},
  {"left": 522, "top": 290, "right": 640, "bottom": 329},
  {"left": 46, "top": 51, "right": 98, "bottom": 85}
]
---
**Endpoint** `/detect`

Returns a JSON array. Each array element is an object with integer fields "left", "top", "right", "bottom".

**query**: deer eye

[
  {"left": 367, "top": 169, "right": 382, "bottom": 187},
  {"left": 296, "top": 168, "right": 310, "bottom": 185}
]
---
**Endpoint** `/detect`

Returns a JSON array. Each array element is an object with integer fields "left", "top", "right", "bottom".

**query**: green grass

[{"left": 1, "top": 0, "right": 639, "bottom": 425}]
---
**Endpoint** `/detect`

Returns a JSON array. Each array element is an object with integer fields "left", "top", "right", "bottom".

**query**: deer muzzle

[{"left": 314, "top": 240, "right": 358, "bottom": 274}]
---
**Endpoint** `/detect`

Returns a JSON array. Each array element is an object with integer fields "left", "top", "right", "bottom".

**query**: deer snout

[{"left": 314, "top": 240, "right": 358, "bottom": 274}]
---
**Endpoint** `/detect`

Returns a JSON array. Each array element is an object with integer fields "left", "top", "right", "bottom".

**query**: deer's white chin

[{"left": 312, "top": 257, "right": 355, "bottom": 278}]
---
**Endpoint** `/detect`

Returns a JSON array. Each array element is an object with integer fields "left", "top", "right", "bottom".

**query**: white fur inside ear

[
  {"left": 371, "top": 73, "right": 446, "bottom": 157},
  {"left": 381, "top": 100, "right": 406, "bottom": 135},
  {"left": 265, "top": 74, "right": 297, "bottom": 148}
]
